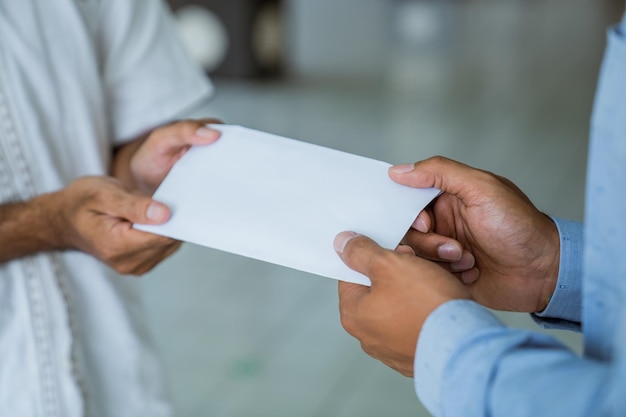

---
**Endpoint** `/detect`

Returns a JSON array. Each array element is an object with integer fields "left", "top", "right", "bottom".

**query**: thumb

[
  {"left": 161, "top": 120, "right": 221, "bottom": 150},
  {"left": 142, "top": 200, "right": 171, "bottom": 224},
  {"left": 334, "top": 231, "right": 390, "bottom": 285},
  {"left": 388, "top": 156, "right": 485, "bottom": 198},
  {"left": 100, "top": 184, "right": 171, "bottom": 225}
]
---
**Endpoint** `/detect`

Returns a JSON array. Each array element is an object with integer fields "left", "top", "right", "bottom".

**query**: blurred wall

[
  {"left": 286, "top": 0, "right": 624, "bottom": 82},
  {"left": 286, "top": 0, "right": 389, "bottom": 80}
]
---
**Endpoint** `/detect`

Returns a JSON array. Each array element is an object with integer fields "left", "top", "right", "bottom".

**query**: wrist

[
  {"left": 27, "top": 191, "right": 74, "bottom": 251},
  {"left": 0, "top": 191, "right": 70, "bottom": 262},
  {"left": 535, "top": 214, "right": 560, "bottom": 312}
]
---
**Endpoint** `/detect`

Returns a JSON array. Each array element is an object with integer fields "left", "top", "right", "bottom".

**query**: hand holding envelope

[{"left": 135, "top": 125, "right": 440, "bottom": 285}]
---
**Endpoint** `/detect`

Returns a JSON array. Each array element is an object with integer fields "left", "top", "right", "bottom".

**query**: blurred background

[{"left": 142, "top": 1, "right": 626, "bottom": 416}]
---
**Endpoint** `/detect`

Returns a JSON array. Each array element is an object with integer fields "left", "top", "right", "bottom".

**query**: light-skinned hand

[
  {"left": 126, "top": 119, "right": 222, "bottom": 194},
  {"left": 48, "top": 176, "right": 181, "bottom": 275}
]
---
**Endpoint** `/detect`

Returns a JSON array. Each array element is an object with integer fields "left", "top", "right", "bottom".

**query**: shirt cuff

[
  {"left": 414, "top": 299, "right": 504, "bottom": 416},
  {"left": 532, "top": 217, "right": 583, "bottom": 329}
]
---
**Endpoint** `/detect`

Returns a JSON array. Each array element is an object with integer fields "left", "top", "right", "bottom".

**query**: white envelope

[{"left": 135, "top": 125, "right": 440, "bottom": 285}]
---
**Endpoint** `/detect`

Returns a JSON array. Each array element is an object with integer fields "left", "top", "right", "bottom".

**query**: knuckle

[
  {"left": 129, "top": 267, "right": 148, "bottom": 277},
  {"left": 112, "top": 263, "right": 130, "bottom": 274},
  {"left": 368, "top": 250, "right": 396, "bottom": 277},
  {"left": 202, "top": 117, "right": 222, "bottom": 125},
  {"left": 429, "top": 155, "right": 448, "bottom": 163},
  {"left": 427, "top": 155, "right": 452, "bottom": 167},
  {"left": 474, "top": 169, "right": 501, "bottom": 188},
  {"left": 114, "top": 263, "right": 137, "bottom": 275},
  {"left": 98, "top": 244, "right": 117, "bottom": 261},
  {"left": 177, "top": 119, "right": 202, "bottom": 135},
  {"left": 106, "top": 253, "right": 140, "bottom": 275},
  {"left": 151, "top": 235, "right": 177, "bottom": 249},
  {"left": 339, "top": 312, "right": 358, "bottom": 336},
  {"left": 361, "top": 342, "right": 374, "bottom": 354},
  {"left": 111, "top": 254, "right": 153, "bottom": 276},
  {"left": 91, "top": 188, "right": 111, "bottom": 206},
  {"left": 89, "top": 181, "right": 125, "bottom": 207},
  {"left": 361, "top": 342, "right": 382, "bottom": 361}
]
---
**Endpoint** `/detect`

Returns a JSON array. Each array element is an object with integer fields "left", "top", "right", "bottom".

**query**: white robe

[{"left": 0, "top": 1, "right": 213, "bottom": 415}]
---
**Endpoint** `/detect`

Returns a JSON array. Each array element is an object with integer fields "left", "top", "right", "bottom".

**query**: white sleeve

[{"left": 96, "top": 0, "right": 214, "bottom": 143}]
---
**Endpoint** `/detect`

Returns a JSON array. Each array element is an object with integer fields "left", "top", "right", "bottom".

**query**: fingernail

[
  {"left": 146, "top": 202, "right": 168, "bottom": 222},
  {"left": 461, "top": 268, "right": 480, "bottom": 285},
  {"left": 390, "top": 163, "right": 415, "bottom": 174},
  {"left": 334, "top": 231, "right": 359, "bottom": 254},
  {"left": 395, "top": 244, "right": 416, "bottom": 255},
  {"left": 195, "top": 126, "right": 218, "bottom": 139},
  {"left": 438, "top": 243, "right": 462, "bottom": 261},
  {"left": 413, "top": 217, "right": 428, "bottom": 233},
  {"left": 451, "top": 252, "right": 476, "bottom": 271}
]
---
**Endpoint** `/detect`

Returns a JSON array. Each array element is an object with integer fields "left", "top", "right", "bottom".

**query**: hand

[
  {"left": 126, "top": 119, "right": 221, "bottom": 194},
  {"left": 335, "top": 231, "right": 470, "bottom": 377},
  {"left": 49, "top": 176, "right": 182, "bottom": 275},
  {"left": 390, "top": 156, "right": 560, "bottom": 313}
]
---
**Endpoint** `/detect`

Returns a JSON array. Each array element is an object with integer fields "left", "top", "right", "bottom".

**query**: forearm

[
  {"left": 416, "top": 300, "right": 613, "bottom": 416},
  {"left": 0, "top": 193, "right": 66, "bottom": 263}
]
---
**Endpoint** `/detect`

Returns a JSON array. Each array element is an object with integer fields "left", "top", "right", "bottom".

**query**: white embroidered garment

[{"left": 0, "top": 1, "right": 212, "bottom": 416}]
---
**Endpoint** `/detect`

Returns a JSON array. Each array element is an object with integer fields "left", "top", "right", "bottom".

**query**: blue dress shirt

[{"left": 414, "top": 15, "right": 626, "bottom": 417}]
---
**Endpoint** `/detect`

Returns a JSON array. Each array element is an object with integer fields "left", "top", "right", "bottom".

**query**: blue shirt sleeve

[
  {"left": 532, "top": 217, "right": 583, "bottom": 331},
  {"left": 414, "top": 300, "right": 613, "bottom": 417}
]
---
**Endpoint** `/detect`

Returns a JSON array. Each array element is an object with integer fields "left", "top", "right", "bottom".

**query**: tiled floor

[{"left": 141, "top": 2, "right": 623, "bottom": 416}]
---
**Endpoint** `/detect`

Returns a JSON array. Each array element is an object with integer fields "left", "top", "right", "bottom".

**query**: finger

[
  {"left": 450, "top": 251, "right": 476, "bottom": 272},
  {"left": 106, "top": 234, "right": 181, "bottom": 274},
  {"left": 96, "top": 233, "right": 171, "bottom": 273},
  {"left": 334, "top": 231, "right": 392, "bottom": 284},
  {"left": 198, "top": 117, "right": 223, "bottom": 125},
  {"left": 388, "top": 156, "right": 492, "bottom": 199},
  {"left": 401, "top": 230, "right": 463, "bottom": 262},
  {"left": 395, "top": 245, "right": 415, "bottom": 255},
  {"left": 193, "top": 126, "right": 221, "bottom": 144},
  {"left": 460, "top": 268, "right": 480, "bottom": 285},
  {"left": 338, "top": 281, "right": 369, "bottom": 307},
  {"left": 411, "top": 210, "right": 431, "bottom": 233},
  {"left": 338, "top": 280, "right": 369, "bottom": 336},
  {"left": 129, "top": 240, "right": 183, "bottom": 275},
  {"left": 95, "top": 184, "right": 171, "bottom": 225}
]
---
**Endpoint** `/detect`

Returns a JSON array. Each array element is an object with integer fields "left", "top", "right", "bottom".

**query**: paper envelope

[{"left": 135, "top": 125, "right": 440, "bottom": 285}]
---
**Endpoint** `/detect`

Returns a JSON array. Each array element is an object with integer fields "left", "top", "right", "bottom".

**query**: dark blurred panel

[{"left": 167, "top": 0, "right": 284, "bottom": 78}]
